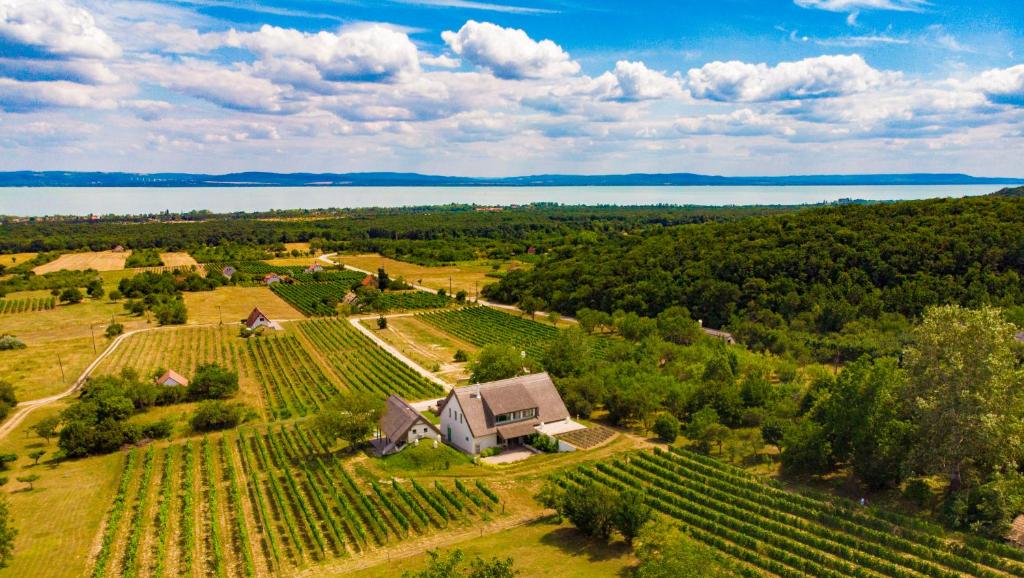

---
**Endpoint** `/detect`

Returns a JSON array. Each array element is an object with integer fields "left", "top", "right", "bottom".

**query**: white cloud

[
  {"left": 0, "top": 0, "right": 121, "bottom": 59},
  {"left": 0, "top": 77, "right": 128, "bottom": 111},
  {"left": 133, "top": 57, "right": 294, "bottom": 114},
  {"left": 687, "top": 54, "right": 893, "bottom": 102},
  {"left": 974, "top": 65, "right": 1024, "bottom": 107},
  {"left": 794, "top": 0, "right": 929, "bottom": 13},
  {"left": 441, "top": 20, "right": 580, "bottom": 79},
  {"left": 227, "top": 24, "right": 420, "bottom": 84},
  {"left": 390, "top": 0, "right": 556, "bottom": 14},
  {"left": 590, "top": 60, "right": 682, "bottom": 102},
  {"left": 674, "top": 109, "right": 796, "bottom": 138}
]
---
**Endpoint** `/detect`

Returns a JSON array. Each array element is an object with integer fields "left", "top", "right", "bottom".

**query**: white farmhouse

[
  {"left": 377, "top": 395, "right": 441, "bottom": 455},
  {"left": 438, "top": 372, "right": 578, "bottom": 455}
]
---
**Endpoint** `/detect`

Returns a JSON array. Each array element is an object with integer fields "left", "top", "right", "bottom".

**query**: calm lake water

[{"left": 0, "top": 184, "right": 1011, "bottom": 216}]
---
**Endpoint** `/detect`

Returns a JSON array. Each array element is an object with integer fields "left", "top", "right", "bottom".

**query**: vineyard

[
  {"left": 0, "top": 296, "right": 56, "bottom": 315},
  {"left": 270, "top": 282, "right": 356, "bottom": 316},
  {"left": 417, "top": 306, "right": 607, "bottom": 359},
  {"left": 561, "top": 447, "right": 1024, "bottom": 578},
  {"left": 297, "top": 319, "right": 444, "bottom": 400},
  {"left": 376, "top": 291, "right": 450, "bottom": 311},
  {"left": 89, "top": 427, "right": 503, "bottom": 577},
  {"left": 247, "top": 334, "right": 342, "bottom": 419},
  {"left": 98, "top": 326, "right": 256, "bottom": 381}
]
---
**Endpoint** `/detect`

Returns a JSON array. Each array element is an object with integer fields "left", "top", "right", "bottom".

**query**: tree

[
  {"left": 0, "top": 382, "right": 15, "bottom": 420},
  {"left": 902, "top": 305, "right": 1024, "bottom": 491},
  {"left": 59, "top": 287, "right": 83, "bottom": 304},
  {"left": 541, "top": 327, "right": 591, "bottom": 378},
  {"left": 314, "top": 390, "right": 384, "bottom": 452},
  {"left": 469, "top": 344, "right": 523, "bottom": 384},
  {"left": 653, "top": 413, "right": 680, "bottom": 443},
  {"left": 154, "top": 299, "right": 187, "bottom": 325},
  {"left": 377, "top": 267, "right": 390, "bottom": 290},
  {"left": 559, "top": 480, "right": 616, "bottom": 540},
  {"left": 612, "top": 490, "right": 653, "bottom": 546},
  {"left": 190, "top": 400, "right": 246, "bottom": 432},
  {"left": 576, "top": 308, "right": 610, "bottom": 334},
  {"left": 27, "top": 450, "right": 45, "bottom": 466},
  {"left": 656, "top": 306, "right": 702, "bottom": 345},
  {"left": 686, "top": 407, "right": 720, "bottom": 453},
  {"left": 455, "top": 290, "right": 468, "bottom": 304},
  {"left": 518, "top": 295, "right": 543, "bottom": 320},
  {"left": 760, "top": 419, "right": 784, "bottom": 454},
  {"left": 635, "top": 522, "right": 731, "bottom": 578},
  {"left": 546, "top": 311, "right": 561, "bottom": 326},
  {"left": 15, "top": 474, "right": 39, "bottom": 491},
  {"left": 403, "top": 548, "right": 518, "bottom": 578},
  {"left": 86, "top": 279, "right": 104, "bottom": 299},
  {"left": 188, "top": 363, "right": 239, "bottom": 400},
  {"left": 0, "top": 455, "right": 16, "bottom": 471},
  {"left": 377, "top": 315, "right": 388, "bottom": 329},
  {"left": 31, "top": 416, "right": 60, "bottom": 444},
  {"left": 105, "top": 322, "right": 124, "bottom": 338},
  {"left": 780, "top": 419, "right": 833, "bottom": 474},
  {"left": 0, "top": 496, "right": 15, "bottom": 568},
  {"left": 108, "top": 289, "right": 122, "bottom": 301}
]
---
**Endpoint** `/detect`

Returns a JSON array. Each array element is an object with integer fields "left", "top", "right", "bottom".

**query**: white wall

[
  {"left": 405, "top": 422, "right": 440, "bottom": 445},
  {"left": 440, "top": 395, "right": 477, "bottom": 454}
]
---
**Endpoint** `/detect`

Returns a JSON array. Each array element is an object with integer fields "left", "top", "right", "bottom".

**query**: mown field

[
  {"left": 33, "top": 251, "right": 130, "bottom": 274},
  {"left": 88, "top": 428, "right": 505, "bottom": 578},
  {"left": 338, "top": 254, "right": 525, "bottom": 296},
  {"left": 561, "top": 447, "right": 1024, "bottom": 578}
]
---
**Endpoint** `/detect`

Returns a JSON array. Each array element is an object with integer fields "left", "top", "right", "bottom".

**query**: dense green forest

[{"left": 485, "top": 195, "right": 1024, "bottom": 362}]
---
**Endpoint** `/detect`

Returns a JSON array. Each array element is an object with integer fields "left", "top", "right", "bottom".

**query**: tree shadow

[{"left": 538, "top": 525, "right": 633, "bottom": 564}]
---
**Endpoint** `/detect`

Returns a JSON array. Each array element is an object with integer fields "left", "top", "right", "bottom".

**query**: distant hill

[
  {"left": 0, "top": 171, "right": 1021, "bottom": 187},
  {"left": 993, "top": 185, "right": 1024, "bottom": 196}
]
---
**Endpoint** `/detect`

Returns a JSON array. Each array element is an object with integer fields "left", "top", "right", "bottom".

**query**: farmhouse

[
  {"left": 155, "top": 369, "right": 189, "bottom": 387},
  {"left": 244, "top": 307, "right": 282, "bottom": 331},
  {"left": 112, "top": 244, "right": 125, "bottom": 253},
  {"left": 263, "top": 273, "right": 283, "bottom": 285},
  {"left": 439, "top": 372, "right": 580, "bottom": 455},
  {"left": 305, "top": 263, "right": 324, "bottom": 274},
  {"left": 221, "top": 265, "right": 236, "bottom": 279},
  {"left": 360, "top": 274, "right": 377, "bottom": 288},
  {"left": 376, "top": 395, "right": 441, "bottom": 455}
]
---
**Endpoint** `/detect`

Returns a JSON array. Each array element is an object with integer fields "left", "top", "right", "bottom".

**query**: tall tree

[
  {"left": 0, "top": 496, "right": 15, "bottom": 568},
  {"left": 903, "top": 305, "right": 1024, "bottom": 491},
  {"left": 470, "top": 344, "right": 524, "bottom": 384},
  {"left": 314, "top": 391, "right": 385, "bottom": 452}
]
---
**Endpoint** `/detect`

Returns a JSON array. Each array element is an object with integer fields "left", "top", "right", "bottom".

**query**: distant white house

[
  {"left": 305, "top": 263, "right": 324, "bottom": 274},
  {"left": 244, "top": 307, "right": 281, "bottom": 331},
  {"left": 263, "top": 273, "right": 283, "bottom": 285},
  {"left": 438, "top": 372, "right": 581, "bottom": 455},
  {"left": 376, "top": 395, "right": 441, "bottom": 455},
  {"left": 155, "top": 369, "right": 189, "bottom": 387},
  {"left": 221, "top": 265, "right": 236, "bottom": 279}
]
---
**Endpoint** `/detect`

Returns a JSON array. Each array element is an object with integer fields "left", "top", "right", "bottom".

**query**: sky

[{"left": 0, "top": 0, "right": 1022, "bottom": 176}]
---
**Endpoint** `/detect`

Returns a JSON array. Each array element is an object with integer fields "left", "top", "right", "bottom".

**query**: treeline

[
  {"left": 0, "top": 205, "right": 791, "bottom": 257},
  {"left": 485, "top": 195, "right": 1024, "bottom": 362}
]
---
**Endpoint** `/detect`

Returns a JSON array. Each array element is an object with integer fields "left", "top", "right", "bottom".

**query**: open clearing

[
  {"left": 159, "top": 252, "right": 199, "bottom": 268},
  {"left": 363, "top": 316, "right": 475, "bottom": 384},
  {"left": 338, "top": 254, "right": 526, "bottom": 296},
  {"left": 0, "top": 252, "right": 37, "bottom": 268},
  {"left": 182, "top": 286, "right": 302, "bottom": 325},
  {"left": 33, "top": 251, "right": 130, "bottom": 274}
]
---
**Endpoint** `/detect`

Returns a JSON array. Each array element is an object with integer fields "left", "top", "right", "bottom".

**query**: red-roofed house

[
  {"left": 244, "top": 307, "right": 281, "bottom": 330},
  {"left": 305, "top": 263, "right": 324, "bottom": 274},
  {"left": 361, "top": 274, "right": 377, "bottom": 288},
  {"left": 155, "top": 369, "right": 189, "bottom": 387}
]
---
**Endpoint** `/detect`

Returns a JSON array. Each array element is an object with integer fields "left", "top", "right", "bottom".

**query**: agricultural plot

[
  {"left": 89, "top": 427, "right": 502, "bottom": 577},
  {"left": 159, "top": 252, "right": 199, "bottom": 268},
  {"left": 377, "top": 291, "right": 450, "bottom": 311},
  {"left": 247, "top": 333, "right": 342, "bottom": 419},
  {"left": 270, "top": 281, "right": 357, "bottom": 316},
  {"left": 418, "top": 306, "right": 606, "bottom": 360},
  {"left": 33, "top": 251, "right": 130, "bottom": 274},
  {"left": 563, "top": 447, "right": 1024, "bottom": 578},
  {"left": 298, "top": 319, "right": 444, "bottom": 400},
  {"left": 98, "top": 326, "right": 256, "bottom": 383},
  {"left": 0, "top": 296, "right": 56, "bottom": 315}
]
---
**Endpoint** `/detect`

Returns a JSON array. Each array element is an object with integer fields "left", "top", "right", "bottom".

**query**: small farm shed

[
  {"left": 155, "top": 369, "right": 189, "bottom": 387},
  {"left": 376, "top": 395, "right": 441, "bottom": 456}
]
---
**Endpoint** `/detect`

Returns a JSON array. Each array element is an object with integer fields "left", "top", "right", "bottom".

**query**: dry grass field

[
  {"left": 159, "top": 252, "right": 199, "bottom": 268},
  {"left": 33, "top": 251, "right": 130, "bottom": 274},
  {"left": 363, "top": 316, "right": 476, "bottom": 384},
  {"left": 0, "top": 253, "right": 37, "bottom": 268},
  {"left": 338, "top": 253, "right": 526, "bottom": 296},
  {"left": 182, "top": 286, "right": 302, "bottom": 325}
]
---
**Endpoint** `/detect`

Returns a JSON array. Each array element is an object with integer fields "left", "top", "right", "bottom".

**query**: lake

[{"left": 0, "top": 184, "right": 1011, "bottom": 216}]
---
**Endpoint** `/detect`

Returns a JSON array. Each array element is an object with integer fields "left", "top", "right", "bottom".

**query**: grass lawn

[
  {"left": 349, "top": 517, "right": 637, "bottom": 578},
  {"left": 0, "top": 403, "right": 125, "bottom": 578},
  {"left": 181, "top": 285, "right": 302, "bottom": 324},
  {"left": 338, "top": 253, "right": 527, "bottom": 296},
  {"left": 372, "top": 441, "right": 473, "bottom": 476},
  {"left": 0, "top": 291, "right": 149, "bottom": 400},
  {"left": 33, "top": 251, "right": 129, "bottom": 274}
]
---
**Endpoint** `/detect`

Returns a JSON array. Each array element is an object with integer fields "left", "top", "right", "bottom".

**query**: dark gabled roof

[
  {"left": 380, "top": 395, "right": 438, "bottom": 449},
  {"left": 441, "top": 373, "right": 568, "bottom": 438},
  {"left": 245, "top": 307, "right": 269, "bottom": 327}
]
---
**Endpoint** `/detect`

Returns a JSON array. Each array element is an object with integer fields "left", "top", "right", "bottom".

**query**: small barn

[
  {"left": 376, "top": 395, "right": 441, "bottom": 456},
  {"left": 221, "top": 266, "right": 236, "bottom": 279},
  {"left": 155, "top": 369, "right": 189, "bottom": 387},
  {"left": 360, "top": 274, "right": 377, "bottom": 288},
  {"left": 244, "top": 307, "right": 281, "bottom": 331},
  {"left": 112, "top": 245, "right": 125, "bottom": 253},
  {"left": 305, "top": 263, "right": 324, "bottom": 274},
  {"left": 263, "top": 273, "right": 283, "bottom": 285}
]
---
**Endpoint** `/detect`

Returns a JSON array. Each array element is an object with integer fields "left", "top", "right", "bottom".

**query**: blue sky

[{"left": 0, "top": 0, "right": 1022, "bottom": 176}]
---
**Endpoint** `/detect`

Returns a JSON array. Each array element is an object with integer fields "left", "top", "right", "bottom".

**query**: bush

[
  {"left": 190, "top": 400, "right": 246, "bottom": 432},
  {"left": 105, "top": 323, "right": 124, "bottom": 338},
  {"left": 0, "top": 336, "right": 24, "bottom": 351},
  {"left": 653, "top": 413, "right": 680, "bottom": 442},
  {"left": 526, "top": 433, "right": 559, "bottom": 453},
  {"left": 59, "top": 287, "right": 83, "bottom": 304},
  {"left": 453, "top": 349, "right": 469, "bottom": 363},
  {"left": 141, "top": 418, "right": 174, "bottom": 439}
]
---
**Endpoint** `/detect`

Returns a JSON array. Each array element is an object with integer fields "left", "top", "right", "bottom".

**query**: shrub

[
  {"left": 0, "top": 336, "right": 26, "bottom": 351},
  {"left": 188, "top": 363, "right": 239, "bottom": 400},
  {"left": 190, "top": 400, "right": 246, "bottom": 432},
  {"left": 526, "top": 433, "right": 559, "bottom": 453},
  {"left": 453, "top": 349, "right": 469, "bottom": 363},
  {"left": 141, "top": 418, "right": 174, "bottom": 439},
  {"left": 104, "top": 323, "right": 124, "bottom": 338},
  {"left": 60, "top": 287, "right": 83, "bottom": 304},
  {"left": 653, "top": 413, "right": 680, "bottom": 443}
]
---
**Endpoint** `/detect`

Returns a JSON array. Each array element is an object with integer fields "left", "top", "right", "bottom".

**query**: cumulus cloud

[
  {"left": 134, "top": 57, "right": 294, "bottom": 114},
  {"left": 974, "top": 65, "right": 1024, "bottom": 106},
  {"left": 441, "top": 20, "right": 579, "bottom": 79},
  {"left": 590, "top": 61, "right": 682, "bottom": 102},
  {"left": 674, "top": 109, "right": 796, "bottom": 138},
  {"left": 0, "top": 77, "right": 128, "bottom": 111},
  {"left": 687, "top": 54, "right": 893, "bottom": 102},
  {"left": 227, "top": 24, "right": 420, "bottom": 84},
  {"left": 0, "top": 0, "right": 121, "bottom": 59}
]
